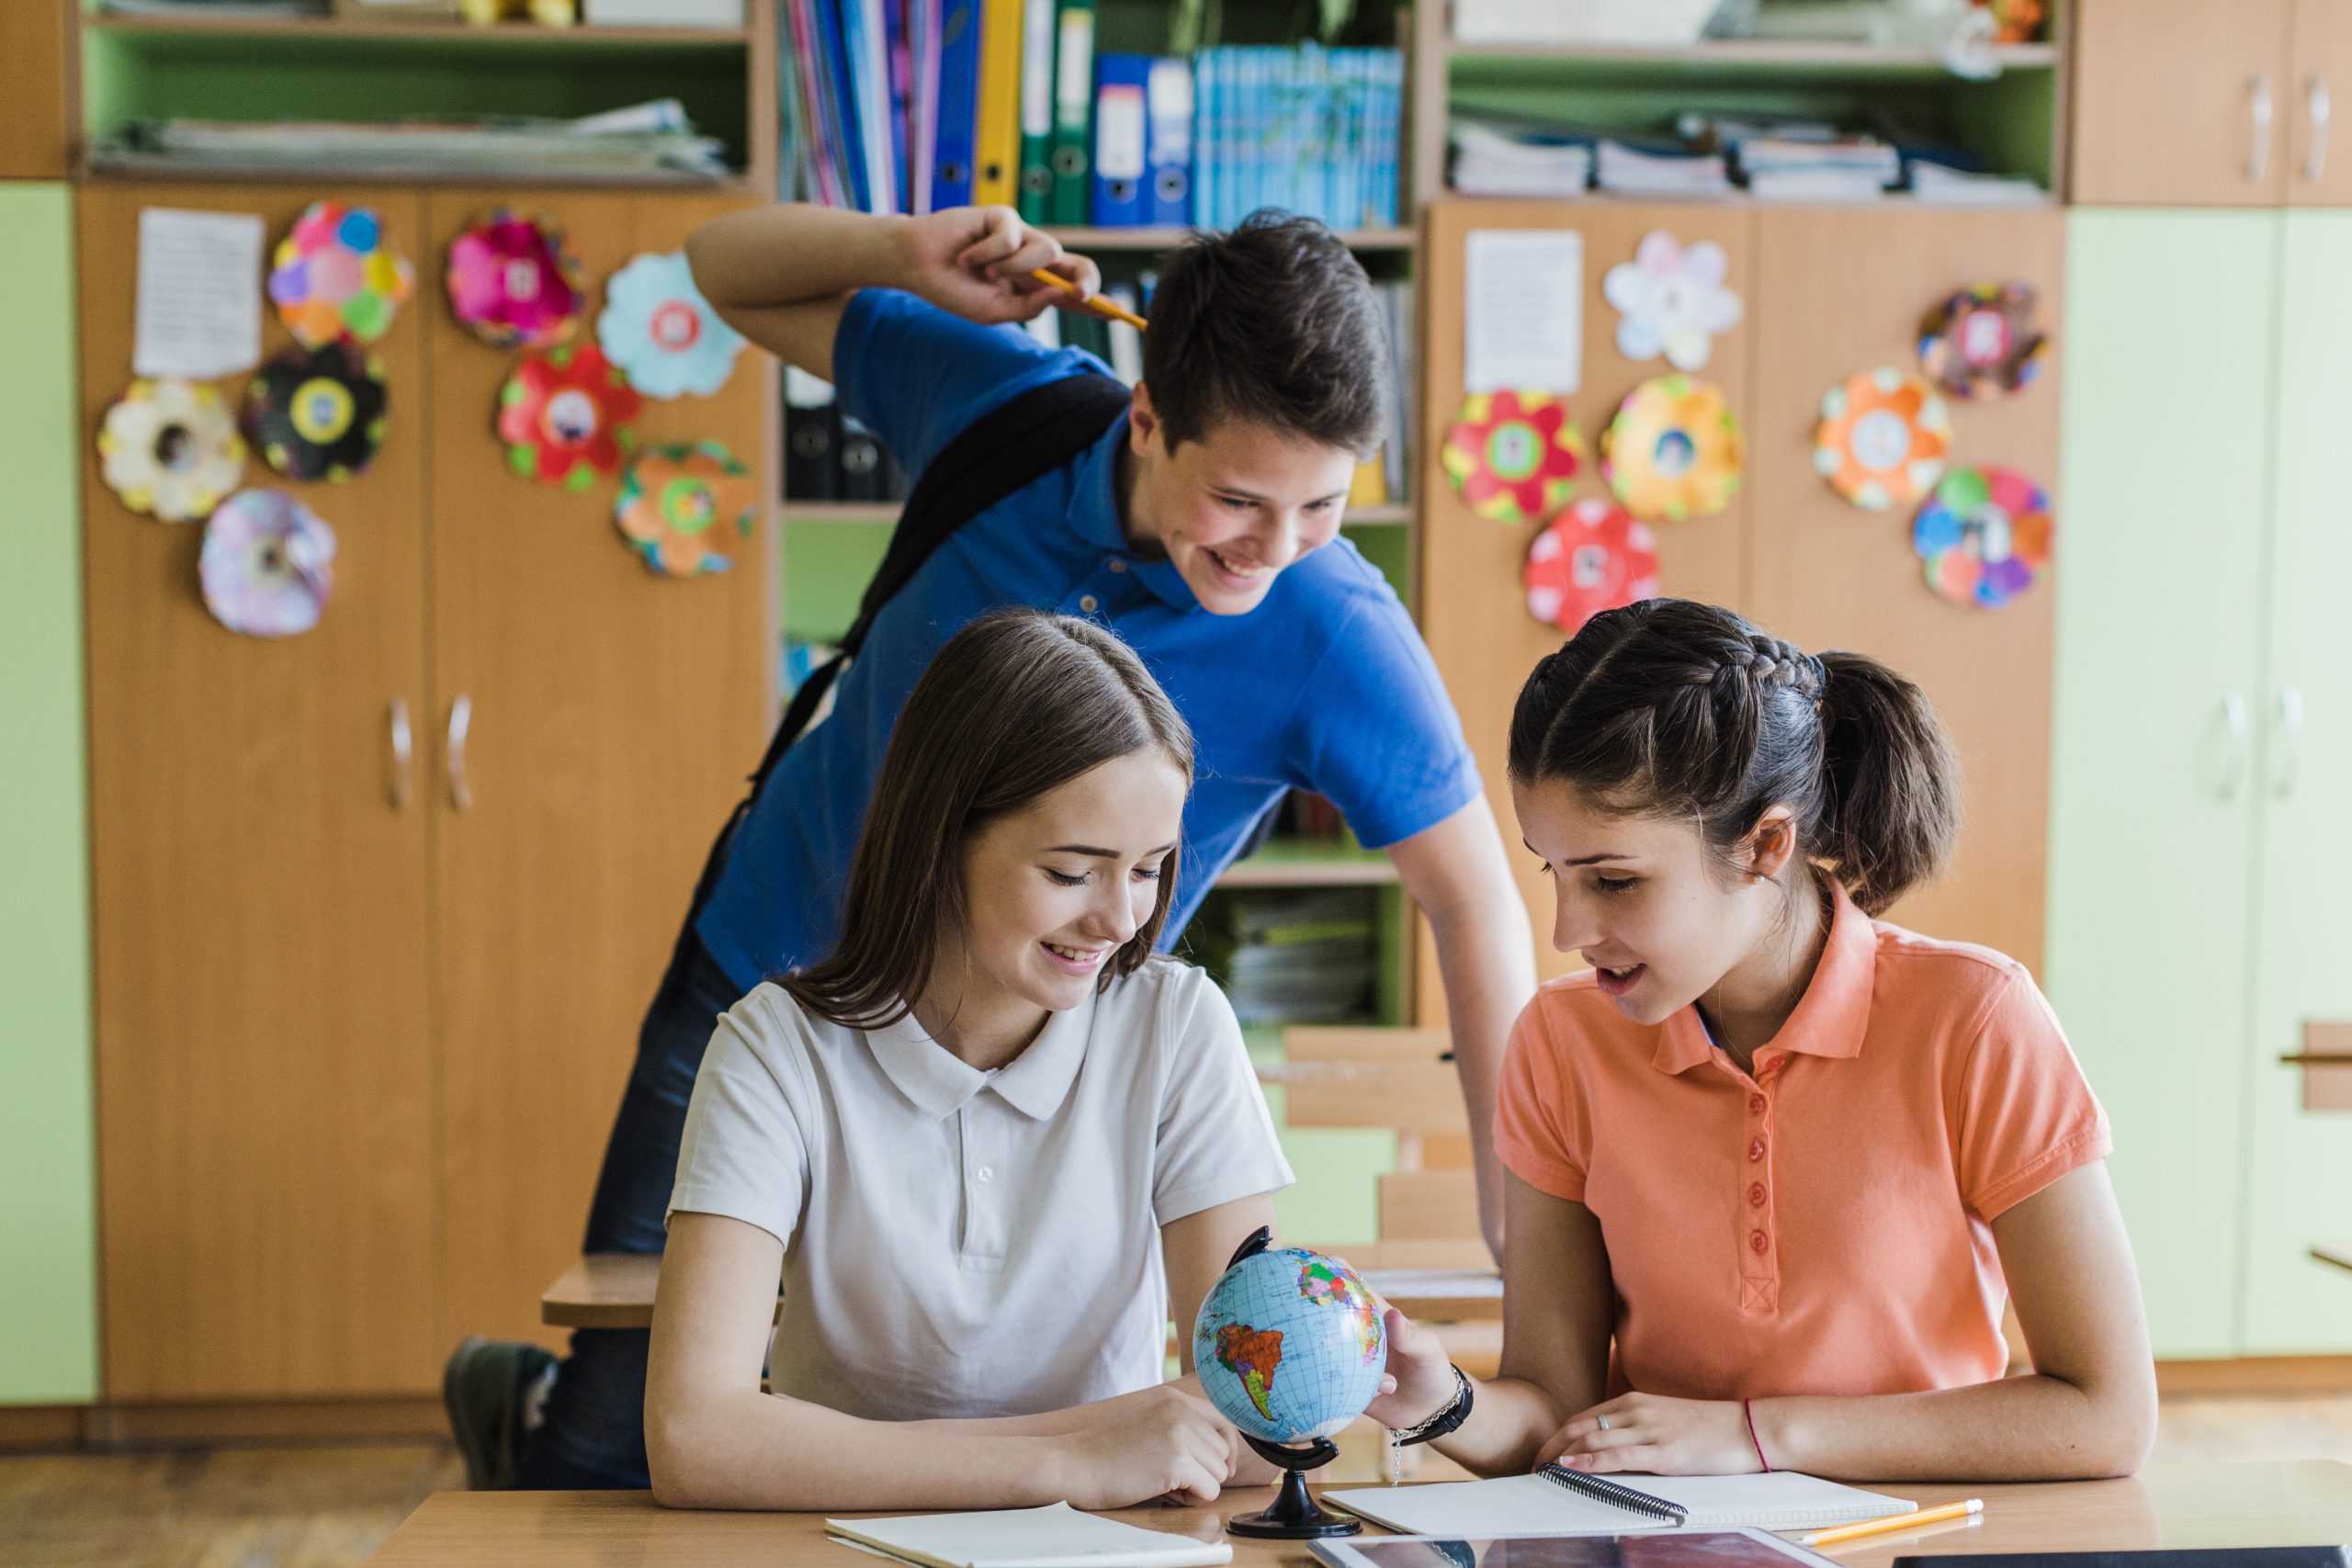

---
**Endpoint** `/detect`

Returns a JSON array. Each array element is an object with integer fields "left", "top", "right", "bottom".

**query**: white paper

[
  {"left": 827, "top": 1502, "right": 1233, "bottom": 1568},
  {"left": 134, "top": 208, "right": 266, "bottom": 380},
  {"left": 1464, "top": 229, "right": 1582, "bottom": 395}
]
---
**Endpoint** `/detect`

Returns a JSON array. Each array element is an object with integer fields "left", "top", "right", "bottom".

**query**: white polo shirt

[{"left": 667, "top": 956, "right": 1294, "bottom": 1422}]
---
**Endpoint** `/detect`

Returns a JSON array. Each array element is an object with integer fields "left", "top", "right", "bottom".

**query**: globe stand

[{"left": 1225, "top": 1436, "right": 1361, "bottom": 1540}]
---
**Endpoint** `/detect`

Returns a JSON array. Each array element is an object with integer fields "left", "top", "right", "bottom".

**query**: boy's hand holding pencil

[{"left": 896, "top": 205, "right": 1110, "bottom": 329}]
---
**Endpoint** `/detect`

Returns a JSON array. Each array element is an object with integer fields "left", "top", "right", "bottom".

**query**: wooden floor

[{"left": 1, "top": 1396, "right": 2348, "bottom": 1568}]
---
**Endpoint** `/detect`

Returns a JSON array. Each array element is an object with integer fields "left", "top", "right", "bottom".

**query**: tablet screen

[{"left": 1314, "top": 1532, "right": 1830, "bottom": 1568}]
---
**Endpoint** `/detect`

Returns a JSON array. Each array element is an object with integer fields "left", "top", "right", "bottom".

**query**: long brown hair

[
  {"left": 1507, "top": 599, "right": 1960, "bottom": 916},
  {"left": 777, "top": 610, "right": 1195, "bottom": 1028}
]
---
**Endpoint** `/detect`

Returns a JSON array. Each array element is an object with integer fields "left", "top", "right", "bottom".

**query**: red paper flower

[
  {"left": 1441, "top": 391, "right": 1586, "bottom": 525},
  {"left": 496, "top": 344, "right": 642, "bottom": 491}
]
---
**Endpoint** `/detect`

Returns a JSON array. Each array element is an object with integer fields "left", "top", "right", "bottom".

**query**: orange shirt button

[
  {"left": 1749, "top": 1229, "right": 1769, "bottom": 1254},
  {"left": 1747, "top": 1138, "right": 1765, "bottom": 1162},
  {"left": 1747, "top": 1182, "right": 1766, "bottom": 1207},
  {"left": 1748, "top": 1093, "right": 1768, "bottom": 1115}
]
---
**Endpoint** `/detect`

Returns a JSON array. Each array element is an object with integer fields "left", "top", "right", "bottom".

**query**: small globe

[{"left": 1193, "top": 1244, "right": 1386, "bottom": 1446}]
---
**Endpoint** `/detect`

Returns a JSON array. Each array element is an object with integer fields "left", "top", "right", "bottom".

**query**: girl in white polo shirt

[{"left": 646, "top": 610, "right": 1296, "bottom": 1511}]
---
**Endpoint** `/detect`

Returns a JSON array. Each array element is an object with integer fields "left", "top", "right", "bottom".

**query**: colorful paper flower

[
  {"left": 497, "top": 344, "right": 641, "bottom": 490},
  {"left": 1815, "top": 368, "right": 1951, "bottom": 511},
  {"left": 615, "top": 442, "right": 758, "bottom": 576},
  {"left": 1524, "top": 497, "right": 1660, "bottom": 633},
  {"left": 446, "top": 207, "right": 586, "bottom": 351},
  {"left": 1601, "top": 374, "right": 1743, "bottom": 523},
  {"left": 267, "top": 200, "right": 413, "bottom": 348},
  {"left": 199, "top": 489, "right": 337, "bottom": 637},
  {"left": 1912, "top": 465, "right": 2052, "bottom": 609},
  {"left": 597, "top": 251, "right": 746, "bottom": 400},
  {"left": 246, "top": 343, "right": 389, "bottom": 482},
  {"left": 98, "top": 378, "right": 247, "bottom": 523},
  {"left": 1440, "top": 391, "right": 1586, "bottom": 525},
  {"left": 1602, "top": 231, "right": 1743, "bottom": 372},
  {"left": 1917, "top": 281, "right": 2047, "bottom": 400}
]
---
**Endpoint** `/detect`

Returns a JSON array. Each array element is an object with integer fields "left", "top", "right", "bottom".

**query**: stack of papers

[
  {"left": 826, "top": 1503, "right": 1232, "bottom": 1568},
  {"left": 1452, "top": 122, "right": 1593, "bottom": 197},
  {"left": 1736, "top": 136, "right": 1899, "bottom": 200},
  {"left": 1595, "top": 140, "right": 1733, "bottom": 197},
  {"left": 1908, "top": 160, "right": 2047, "bottom": 203}
]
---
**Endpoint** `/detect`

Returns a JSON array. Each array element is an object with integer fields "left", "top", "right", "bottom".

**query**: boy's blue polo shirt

[{"left": 695, "top": 288, "right": 1481, "bottom": 991}]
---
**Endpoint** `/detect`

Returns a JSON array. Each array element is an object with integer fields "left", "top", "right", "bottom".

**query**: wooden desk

[{"left": 368, "top": 1461, "right": 2352, "bottom": 1568}]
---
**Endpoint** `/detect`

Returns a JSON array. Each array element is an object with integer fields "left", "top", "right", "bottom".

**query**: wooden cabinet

[
  {"left": 2051, "top": 208, "right": 2352, "bottom": 1359},
  {"left": 2071, "top": 0, "right": 2352, "bottom": 206},
  {"left": 79, "top": 182, "right": 774, "bottom": 1400},
  {"left": 1416, "top": 201, "right": 2056, "bottom": 1005},
  {"left": 0, "top": 0, "right": 74, "bottom": 180}
]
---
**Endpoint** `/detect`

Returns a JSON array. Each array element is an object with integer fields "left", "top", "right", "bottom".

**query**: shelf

[
  {"left": 80, "top": 157, "right": 750, "bottom": 192},
  {"left": 85, "top": 14, "right": 749, "bottom": 48},
  {"left": 1053, "top": 226, "right": 1416, "bottom": 253},
  {"left": 1447, "top": 39, "right": 2057, "bottom": 73},
  {"left": 780, "top": 501, "right": 1418, "bottom": 525},
  {"left": 1214, "top": 838, "right": 1398, "bottom": 890}
]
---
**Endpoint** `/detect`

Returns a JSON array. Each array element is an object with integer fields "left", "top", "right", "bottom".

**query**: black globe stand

[{"left": 1225, "top": 1436, "right": 1361, "bottom": 1540}]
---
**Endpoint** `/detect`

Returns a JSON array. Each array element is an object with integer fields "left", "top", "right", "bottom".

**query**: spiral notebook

[{"left": 1324, "top": 1466, "right": 1912, "bottom": 1536}]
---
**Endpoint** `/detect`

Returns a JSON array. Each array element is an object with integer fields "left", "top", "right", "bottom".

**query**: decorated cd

[
  {"left": 267, "top": 199, "right": 413, "bottom": 348},
  {"left": 1814, "top": 367, "right": 1951, "bottom": 511},
  {"left": 1440, "top": 390, "right": 1585, "bottom": 525},
  {"left": 1911, "top": 465, "right": 2053, "bottom": 609},
  {"left": 1917, "top": 281, "right": 2046, "bottom": 400},
  {"left": 247, "top": 343, "right": 389, "bottom": 482},
  {"left": 615, "top": 443, "right": 758, "bottom": 576},
  {"left": 446, "top": 207, "right": 587, "bottom": 351},
  {"left": 1600, "top": 374, "right": 1743, "bottom": 523},
  {"left": 497, "top": 344, "right": 642, "bottom": 490},
  {"left": 97, "top": 378, "right": 247, "bottom": 523},
  {"left": 198, "top": 489, "right": 338, "bottom": 637},
  {"left": 598, "top": 252, "right": 747, "bottom": 399},
  {"left": 1524, "top": 496, "right": 1660, "bottom": 633}
]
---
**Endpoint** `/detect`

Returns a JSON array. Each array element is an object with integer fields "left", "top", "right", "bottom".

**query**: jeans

[{"left": 514, "top": 867, "right": 745, "bottom": 1489}]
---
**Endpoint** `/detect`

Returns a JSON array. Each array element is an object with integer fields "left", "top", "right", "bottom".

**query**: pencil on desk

[
  {"left": 1801, "top": 1498, "right": 1983, "bottom": 1548},
  {"left": 1028, "top": 268, "right": 1149, "bottom": 331}
]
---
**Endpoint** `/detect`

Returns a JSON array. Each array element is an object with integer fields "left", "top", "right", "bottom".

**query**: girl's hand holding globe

[{"left": 1361, "top": 1305, "right": 1460, "bottom": 1435}]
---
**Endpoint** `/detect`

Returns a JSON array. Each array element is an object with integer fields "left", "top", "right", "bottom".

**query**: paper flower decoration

[
  {"left": 597, "top": 252, "right": 746, "bottom": 400},
  {"left": 1601, "top": 375, "right": 1743, "bottom": 523},
  {"left": 1602, "top": 231, "right": 1743, "bottom": 372},
  {"left": 247, "top": 343, "right": 388, "bottom": 482},
  {"left": 615, "top": 443, "right": 758, "bottom": 576},
  {"left": 497, "top": 344, "right": 641, "bottom": 491},
  {"left": 1441, "top": 391, "right": 1585, "bottom": 525},
  {"left": 446, "top": 208, "right": 586, "bottom": 350},
  {"left": 1917, "top": 281, "right": 2047, "bottom": 400},
  {"left": 199, "top": 489, "right": 337, "bottom": 637},
  {"left": 1912, "top": 465, "right": 2052, "bottom": 609},
  {"left": 1814, "top": 368, "right": 1951, "bottom": 511},
  {"left": 267, "top": 200, "right": 413, "bottom": 348},
  {"left": 98, "top": 378, "right": 247, "bottom": 523},
  {"left": 1524, "top": 497, "right": 1660, "bottom": 633}
]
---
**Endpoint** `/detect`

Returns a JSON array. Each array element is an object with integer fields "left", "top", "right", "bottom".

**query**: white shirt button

[
  {"left": 975, "top": 1166, "right": 995, "bottom": 1183},
  {"left": 1079, "top": 595, "right": 1099, "bottom": 614}
]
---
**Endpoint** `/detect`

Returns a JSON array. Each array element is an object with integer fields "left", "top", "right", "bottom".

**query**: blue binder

[
  {"left": 932, "top": 0, "right": 983, "bottom": 209},
  {"left": 1090, "top": 52, "right": 1149, "bottom": 226},
  {"left": 1145, "top": 56, "right": 1192, "bottom": 227}
]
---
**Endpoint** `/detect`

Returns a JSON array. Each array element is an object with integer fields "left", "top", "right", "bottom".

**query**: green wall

[{"left": 0, "top": 182, "right": 100, "bottom": 1405}]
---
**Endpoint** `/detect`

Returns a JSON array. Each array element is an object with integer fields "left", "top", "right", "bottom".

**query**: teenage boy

[{"left": 446, "top": 204, "right": 1535, "bottom": 1490}]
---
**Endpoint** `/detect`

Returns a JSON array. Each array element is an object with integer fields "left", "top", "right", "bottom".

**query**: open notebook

[
  {"left": 826, "top": 1502, "right": 1234, "bottom": 1568},
  {"left": 1324, "top": 1467, "right": 1911, "bottom": 1535}
]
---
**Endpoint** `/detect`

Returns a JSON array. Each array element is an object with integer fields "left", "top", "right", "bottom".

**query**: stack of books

[
  {"left": 1594, "top": 138, "right": 1733, "bottom": 197},
  {"left": 1450, "top": 121, "right": 1594, "bottom": 198},
  {"left": 1190, "top": 45, "right": 1403, "bottom": 232},
  {"left": 1221, "top": 887, "right": 1380, "bottom": 1029},
  {"left": 1735, "top": 136, "right": 1901, "bottom": 200}
]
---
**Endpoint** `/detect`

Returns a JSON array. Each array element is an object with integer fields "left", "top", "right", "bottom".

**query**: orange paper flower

[
  {"left": 1814, "top": 368, "right": 1951, "bottom": 511},
  {"left": 615, "top": 443, "right": 756, "bottom": 576}
]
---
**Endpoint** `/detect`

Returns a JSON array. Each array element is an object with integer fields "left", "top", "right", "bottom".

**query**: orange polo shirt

[{"left": 1494, "top": 877, "right": 2110, "bottom": 1400}]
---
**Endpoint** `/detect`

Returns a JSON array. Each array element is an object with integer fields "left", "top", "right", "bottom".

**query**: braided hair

[{"left": 1507, "top": 599, "right": 1959, "bottom": 915}]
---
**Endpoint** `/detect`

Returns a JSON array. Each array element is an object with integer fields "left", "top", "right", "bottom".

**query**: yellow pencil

[
  {"left": 1800, "top": 1498, "right": 1984, "bottom": 1548},
  {"left": 1028, "top": 267, "right": 1149, "bottom": 331}
]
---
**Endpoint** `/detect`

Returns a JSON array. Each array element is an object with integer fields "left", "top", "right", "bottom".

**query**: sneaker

[{"left": 442, "top": 1336, "right": 558, "bottom": 1491}]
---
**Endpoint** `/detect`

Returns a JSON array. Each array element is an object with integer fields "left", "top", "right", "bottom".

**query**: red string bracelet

[{"left": 1742, "top": 1398, "right": 1772, "bottom": 1472}]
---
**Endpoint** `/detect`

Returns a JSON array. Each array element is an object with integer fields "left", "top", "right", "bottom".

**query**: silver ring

[{"left": 1597, "top": 1415, "right": 1611, "bottom": 1431}]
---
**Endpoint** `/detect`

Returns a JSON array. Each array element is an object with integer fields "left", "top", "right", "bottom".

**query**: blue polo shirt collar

[{"left": 1066, "top": 412, "right": 1198, "bottom": 612}]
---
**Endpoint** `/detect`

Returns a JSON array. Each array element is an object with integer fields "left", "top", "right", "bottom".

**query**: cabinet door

[
  {"left": 2290, "top": 0, "right": 2352, "bottom": 202},
  {"left": 2072, "top": 0, "right": 2292, "bottom": 205},
  {"left": 2240, "top": 210, "right": 2352, "bottom": 1351},
  {"left": 1747, "top": 207, "right": 2063, "bottom": 973},
  {"left": 2048, "top": 211, "right": 2277, "bottom": 1359},
  {"left": 81, "top": 185, "right": 438, "bottom": 1399},
  {"left": 425, "top": 190, "right": 775, "bottom": 1351},
  {"left": 1415, "top": 199, "right": 1756, "bottom": 1001},
  {"left": 0, "top": 1, "right": 71, "bottom": 180}
]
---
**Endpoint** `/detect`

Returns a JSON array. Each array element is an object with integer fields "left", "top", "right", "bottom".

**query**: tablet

[{"left": 1310, "top": 1530, "right": 1838, "bottom": 1568}]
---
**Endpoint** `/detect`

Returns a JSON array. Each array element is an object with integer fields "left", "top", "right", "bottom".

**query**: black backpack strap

[{"left": 744, "top": 370, "right": 1135, "bottom": 795}]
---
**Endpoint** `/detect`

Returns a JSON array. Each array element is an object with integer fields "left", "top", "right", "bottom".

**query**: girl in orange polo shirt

[{"left": 1371, "top": 598, "right": 2155, "bottom": 1482}]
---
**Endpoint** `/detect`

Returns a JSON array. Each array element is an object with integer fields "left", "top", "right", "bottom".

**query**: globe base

[{"left": 1225, "top": 1437, "right": 1363, "bottom": 1540}]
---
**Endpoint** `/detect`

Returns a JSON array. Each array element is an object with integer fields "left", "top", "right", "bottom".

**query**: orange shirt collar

[{"left": 1654, "top": 874, "right": 1876, "bottom": 1075}]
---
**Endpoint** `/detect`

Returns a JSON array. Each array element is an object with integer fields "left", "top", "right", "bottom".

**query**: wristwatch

[{"left": 1392, "top": 1363, "right": 1474, "bottom": 1447}]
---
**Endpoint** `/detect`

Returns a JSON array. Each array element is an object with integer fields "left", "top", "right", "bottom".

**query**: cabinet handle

[
  {"left": 2308, "top": 76, "right": 2333, "bottom": 183},
  {"left": 447, "top": 694, "right": 474, "bottom": 812},
  {"left": 2252, "top": 74, "right": 2276, "bottom": 183},
  {"left": 2221, "top": 691, "right": 2250, "bottom": 800},
  {"left": 388, "top": 697, "right": 413, "bottom": 809},
  {"left": 2275, "top": 685, "right": 2306, "bottom": 798}
]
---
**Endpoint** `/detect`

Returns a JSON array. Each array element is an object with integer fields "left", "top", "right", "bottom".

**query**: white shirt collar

[{"left": 864, "top": 988, "right": 1096, "bottom": 1122}]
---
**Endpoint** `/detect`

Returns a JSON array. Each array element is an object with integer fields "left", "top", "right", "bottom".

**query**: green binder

[
  {"left": 1016, "top": 0, "right": 1057, "bottom": 220},
  {"left": 1046, "top": 0, "right": 1096, "bottom": 225}
]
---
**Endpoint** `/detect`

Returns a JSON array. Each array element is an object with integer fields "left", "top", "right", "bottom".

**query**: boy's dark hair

[
  {"left": 777, "top": 609, "right": 1194, "bottom": 1029},
  {"left": 1141, "top": 209, "right": 1391, "bottom": 457},
  {"left": 1508, "top": 598, "right": 1961, "bottom": 916}
]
